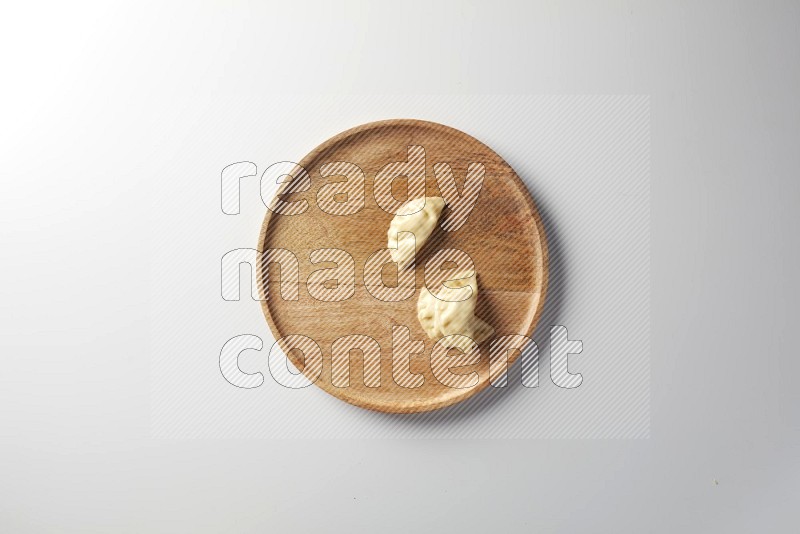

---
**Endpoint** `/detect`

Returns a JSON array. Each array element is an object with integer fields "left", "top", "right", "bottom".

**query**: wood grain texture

[{"left": 257, "top": 119, "right": 548, "bottom": 413}]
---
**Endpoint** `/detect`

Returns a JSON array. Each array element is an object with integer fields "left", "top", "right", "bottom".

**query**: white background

[{"left": 1, "top": 1, "right": 798, "bottom": 532}]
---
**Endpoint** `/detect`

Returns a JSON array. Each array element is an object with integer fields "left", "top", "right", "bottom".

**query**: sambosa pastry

[
  {"left": 387, "top": 196, "right": 445, "bottom": 267},
  {"left": 417, "top": 271, "right": 494, "bottom": 352}
]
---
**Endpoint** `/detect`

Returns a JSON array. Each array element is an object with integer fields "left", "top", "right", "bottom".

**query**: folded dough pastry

[
  {"left": 387, "top": 196, "right": 445, "bottom": 267},
  {"left": 417, "top": 271, "right": 494, "bottom": 351}
]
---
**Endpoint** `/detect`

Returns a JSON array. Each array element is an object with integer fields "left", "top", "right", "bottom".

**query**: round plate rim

[{"left": 257, "top": 118, "right": 549, "bottom": 414}]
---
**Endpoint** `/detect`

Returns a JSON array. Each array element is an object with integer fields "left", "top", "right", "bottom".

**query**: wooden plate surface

[{"left": 257, "top": 119, "right": 547, "bottom": 413}]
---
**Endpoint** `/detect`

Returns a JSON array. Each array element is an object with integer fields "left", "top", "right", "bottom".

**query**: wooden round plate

[{"left": 257, "top": 119, "right": 547, "bottom": 413}]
